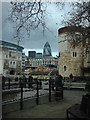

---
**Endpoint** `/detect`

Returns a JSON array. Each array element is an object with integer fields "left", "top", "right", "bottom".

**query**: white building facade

[
  {"left": 25, "top": 56, "right": 58, "bottom": 69},
  {"left": 0, "top": 40, "right": 24, "bottom": 76}
]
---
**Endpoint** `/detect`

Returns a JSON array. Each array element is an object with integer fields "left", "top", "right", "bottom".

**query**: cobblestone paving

[{"left": 3, "top": 90, "right": 86, "bottom": 118}]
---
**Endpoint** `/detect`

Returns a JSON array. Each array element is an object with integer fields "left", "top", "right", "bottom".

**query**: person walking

[
  {"left": 22, "top": 74, "right": 27, "bottom": 88},
  {"left": 55, "top": 74, "right": 64, "bottom": 100},
  {"left": 69, "top": 73, "right": 73, "bottom": 89},
  {"left": 55, "top": 74, "right": 64, "bottom": 90},
  {"left": 2, "top": 75, "right": 5, "bottom": 90},
  {"left": 28, "top": 75, "right": 33, "bottom": 89},
  {"left": 69, "top": 73, "right": 73, "bottom": 85}
]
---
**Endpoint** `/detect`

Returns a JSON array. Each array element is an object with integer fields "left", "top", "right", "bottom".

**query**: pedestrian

[
  {"left": 55, "top": 74, "right": 64, "bottom": 100},
  {"left": 28, "top": 75, "right": 33, "bottom": 89},
  {"left": 19, "top": 77, "right": 22, "bottom": 88},
  {"left": 69, "top": 73, "right": 73, "bottom": 86},
  {"left": 15, "top": 77, "right": 18, "bottom": 81},
  {"left": 39, "top": 79, "right": 42, "bottom": 89},
  {"left": 2, "top": 75, "right": 5, "bottom": 90},
  {"left": 55, "top": 74, "right": 63, "bottom": 91},
  {"left": 50, "top": 77, "right": 55, "bottom": 91},
  {"left": 22, "top": 74, "right": 26, "bottom": 88}
]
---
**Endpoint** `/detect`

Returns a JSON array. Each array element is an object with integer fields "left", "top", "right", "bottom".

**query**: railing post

[
  {"left": 8, "top": 78, "right": 10, "bottom": 89},
  {"left": 49, "top": 79, "right": 51, "bottom": 102},
  {"left": 20, "top": 83, "right": 23, "bottom": 110},
  {"left": 19, "top": 77, "right": 21, "bottom": 88},
  {"left": 36, "top": 79, "right": 39, "bottom": 105},
  {"left": 2, "top": 76, "right": 5, "bottom": 90}
]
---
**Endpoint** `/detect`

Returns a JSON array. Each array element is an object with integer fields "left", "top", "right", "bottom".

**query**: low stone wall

[
  {"left": 63, "top": 82, "right": 86, "bottom": 90},
  {"left": 2, "top": 93, "right": 55, "bottom": 116},
  {"left": 4, "top": 75, "right": 50, "bottom": 82}
]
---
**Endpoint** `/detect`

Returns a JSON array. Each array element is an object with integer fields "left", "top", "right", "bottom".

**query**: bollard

[
  {"left": 49, "top": 79, "right": 51, "bottom": 102},
  {"left": 8, "top": 78, "right": 10, "bottom": 89}
]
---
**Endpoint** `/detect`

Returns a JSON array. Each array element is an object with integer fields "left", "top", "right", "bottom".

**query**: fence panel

[{"left": 2, "top": 77, "right": 56, "bottom": 116}]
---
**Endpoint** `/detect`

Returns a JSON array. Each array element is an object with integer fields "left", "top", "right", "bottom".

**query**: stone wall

[{"left": 58, "top": 32, "right": 84, "bottom": 77}]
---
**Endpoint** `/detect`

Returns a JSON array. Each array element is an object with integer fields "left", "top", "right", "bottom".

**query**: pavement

[{"left": 3, "top": 90, "right": 86, "bottom": 118}]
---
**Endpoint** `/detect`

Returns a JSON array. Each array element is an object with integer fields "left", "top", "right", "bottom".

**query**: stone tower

[{"left": 58, "top": 26, "right": 89, "bottom": 77}]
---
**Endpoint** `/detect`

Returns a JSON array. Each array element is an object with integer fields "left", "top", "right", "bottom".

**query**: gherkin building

[{"left": 43, "top": 42, "right": 52, "bottom": 57}]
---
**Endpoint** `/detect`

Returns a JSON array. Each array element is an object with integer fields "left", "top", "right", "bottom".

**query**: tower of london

[{"left": 58, "top": 26, "right": 90, "bottom": 77}]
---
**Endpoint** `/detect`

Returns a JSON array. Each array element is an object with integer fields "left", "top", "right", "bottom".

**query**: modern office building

[
  {"left": 0, "top": 40, "right": 24, "bottom": 76},
  {"left": 43, "top": 42, "right": 52, "bottom": 57},
  {"left": 25, "top": 42, "right": 58, "bottom": 69},
  {"left": 36, "top": 53, "right": 42, "bottom": 59},
  {"left": 28, "top": 51, "right": 36, "bottom": 58}
]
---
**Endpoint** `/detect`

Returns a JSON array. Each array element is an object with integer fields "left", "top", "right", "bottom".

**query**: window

[
  {"left": 18, "top": 56, "right": 20, "bottom": 60},
  {"left": 75, "top": 33, "right": 80, "bottom": 41},
  {"left": 73, "top": 52, "right": 77, "bottom": 57},
  {"left": 6, "top": 55, "right": 8, "bottom": 58},
  {"left": 9, "top": 52, "right": 11, "bottom": 57},
  {"left": 75, "top": 52, "right": 77, "bottom": 57},
  {"left": 64, "top": 66, "right": 66, "bottom": 71}
]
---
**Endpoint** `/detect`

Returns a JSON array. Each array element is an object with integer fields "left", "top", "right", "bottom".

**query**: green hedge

[
  {"left": 29, "top": 71, "right": 49, "bottom": 75},
  {"left": 86, "top": 81, "right": 90, "bottom": 85}
]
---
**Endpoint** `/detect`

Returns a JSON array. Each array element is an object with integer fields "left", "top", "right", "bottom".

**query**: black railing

[{"left": 2, "top": 77, "right": 60, "bottom": 116}]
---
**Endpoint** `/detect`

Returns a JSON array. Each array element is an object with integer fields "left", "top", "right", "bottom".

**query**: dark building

[
  {"left": 28, "top": 51, "right": 36, "bottom": 58},
  {"left": 36, "top": 53, "right": 42, "bottom": 59},
  {"left": 43, "top": 42, "right": 52, "bottom": 57}
]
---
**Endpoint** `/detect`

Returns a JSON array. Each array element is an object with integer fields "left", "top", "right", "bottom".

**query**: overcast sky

[{"left": 2, "top": 2, "right": 71, "bottom": 56}]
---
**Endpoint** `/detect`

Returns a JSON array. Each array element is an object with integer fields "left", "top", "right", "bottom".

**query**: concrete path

[{"left": 3, "top": 90, "right": 86, "bottom": 118}]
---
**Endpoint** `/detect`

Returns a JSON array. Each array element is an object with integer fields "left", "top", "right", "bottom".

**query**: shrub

[{"left": 29, "top": 71, "right": 49, "bottom": 75}]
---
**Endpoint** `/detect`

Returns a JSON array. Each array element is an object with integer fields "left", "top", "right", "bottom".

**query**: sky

[{"left": 2, "top": 2, "right": 72, "bottom": 56}]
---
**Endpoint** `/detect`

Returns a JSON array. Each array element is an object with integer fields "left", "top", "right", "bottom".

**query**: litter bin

[{"left": 55, "top": 89, "right": 63, "bottom": 101}]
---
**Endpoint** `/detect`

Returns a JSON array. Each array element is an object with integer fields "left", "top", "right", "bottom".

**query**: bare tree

[
  {"left": 9, "top": 1, "right": 47, "bottom": 45},
  {"left": 62, "top": 2, "right": 90, "bottom": 40},
  {"left": 61, "top": 1, "right": 90, "bottom": 75},
  {"left": 9, "top": 1, "right": 65, "bottom": 45}
]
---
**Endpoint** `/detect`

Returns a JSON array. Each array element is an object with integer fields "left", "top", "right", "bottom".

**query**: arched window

[
  {"left": 64, "top": 66, "right": 66, "bottom": 71},
  {"left": 75, "top": 52, "right": 77, "bottom": 57},
  {"left": 73, "top": 52, "right": 77, "bottom": 57}
]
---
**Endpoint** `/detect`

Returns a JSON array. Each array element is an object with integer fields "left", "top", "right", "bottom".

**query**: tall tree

[
  {"left": 61, "top": 1, "right": 90, "bottom": 74},
  {"left": 9, "top": 1, "right": 47, "bottom": 45},
  {"left": 9, "top": 1, "right": 64, "bottom": 45},
  {"left": 62, "top": 1, "right": 90, "bottom": 42}
]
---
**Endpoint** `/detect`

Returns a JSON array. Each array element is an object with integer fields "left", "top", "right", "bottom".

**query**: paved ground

[{"left": 3, "top": 90, "right": 86, "bottom": 118}]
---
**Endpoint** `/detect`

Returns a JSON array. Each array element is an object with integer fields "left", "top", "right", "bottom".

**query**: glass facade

[{"left": 43, "top": 42, "right": 52, "bottom": 57}]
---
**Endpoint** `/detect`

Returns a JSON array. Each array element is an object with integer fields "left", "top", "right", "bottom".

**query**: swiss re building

[{"left": 43, "top": 42, "right": 52, "bottom": 57}]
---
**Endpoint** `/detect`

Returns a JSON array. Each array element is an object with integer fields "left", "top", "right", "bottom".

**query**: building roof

[
  {"left": 0, "top": 40, "right": 24, "bottom": 52},
  {"left": 58, "top": 26, "right": 85, "bottom": 34}
]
